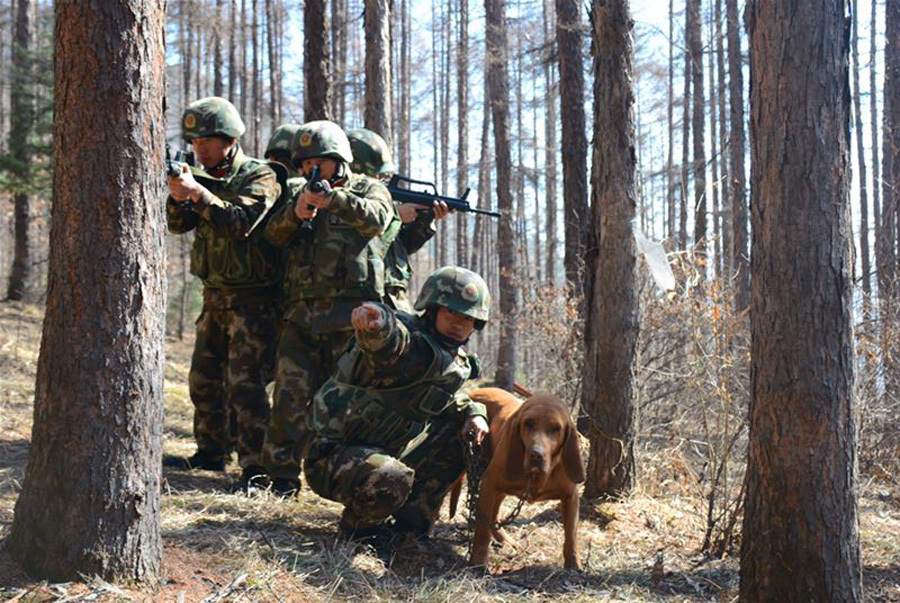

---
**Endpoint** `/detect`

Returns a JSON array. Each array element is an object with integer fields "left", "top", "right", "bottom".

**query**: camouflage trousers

[
  {"left": 384, "top": 286, "right": 414, "bottom": 314},
  {"left": 262, "top": 321, "right": 354, "bottom": 481},
  {"left": 189, "top": 297, "right": 277, "bottom": 468},
  {"left": 305, "top": 420, "right": 467, "bottom": 533}
]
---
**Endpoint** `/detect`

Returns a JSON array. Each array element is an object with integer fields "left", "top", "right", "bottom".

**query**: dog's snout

[{"left": 528, "top": 447, "right": 545, "bottom": 466}]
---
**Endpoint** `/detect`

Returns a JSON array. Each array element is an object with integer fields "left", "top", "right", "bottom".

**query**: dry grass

[{"left": 1, "top": 301, "right": 898, "bottom": 602}]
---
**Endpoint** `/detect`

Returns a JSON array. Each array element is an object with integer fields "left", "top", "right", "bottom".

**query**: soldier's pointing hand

[{"left": 351, "top": 302, "right": 385, "bottom": 332}]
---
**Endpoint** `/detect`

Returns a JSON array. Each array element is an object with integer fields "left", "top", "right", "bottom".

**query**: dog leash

[{"left": 463, "top": 434, "right": 527, "bottom": 558}]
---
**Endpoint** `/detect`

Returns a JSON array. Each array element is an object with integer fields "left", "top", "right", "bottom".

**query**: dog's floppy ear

[
  {"left": 562, "top": 418, "right": 586, "bottom": 484},
  {"left": 503, "top": 412, "right": 526, "bottom": 482}
]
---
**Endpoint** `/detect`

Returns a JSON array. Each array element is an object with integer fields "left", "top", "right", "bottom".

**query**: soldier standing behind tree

[
  {"left": 347, "top": 128, "right": 450, "bottom": 312},
  {"left": 164, "top": 97, "right": 281, "bottom": 492},
  {"left": 261, "top": 121, "right": 400, "bottom": 496}
]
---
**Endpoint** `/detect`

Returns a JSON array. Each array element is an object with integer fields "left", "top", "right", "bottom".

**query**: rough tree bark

[
  {"left": 583, "top": 0, "right": 639, "bottom": 499},
  {"left": 485, "top": 0, "right": 517, "bottom": 390},
  {"left": 6, "top": 0, "right": 166, "bottom": 583},
  {"left": 305, "top": 0, "right": 332, "bottom": 121},
  {"left": 364, "top": 0, "right": 392, "bottom": 144},
  {"left": 556, "top": 0, "right": 588, "bottom": 296},
  {"left": 680, "top": 0, "right": 691, "bottom": 249},
  {"left": 6, "top": 0, "right": 33, "bottom": 301},
  {"left": 727, "top": 0, "right": 749, "bottom": 310},
  {"left": 741, "top": 1, "right": 861, "bottom": 600}
]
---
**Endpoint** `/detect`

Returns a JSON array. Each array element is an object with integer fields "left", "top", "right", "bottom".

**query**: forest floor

[{"left": 0, "top": 300, "right": 898, "bottom": 602}]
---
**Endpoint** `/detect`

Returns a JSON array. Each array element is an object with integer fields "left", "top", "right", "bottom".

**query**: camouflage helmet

[
  {"left": 290, "top": 120, "right": 354, "bottom": 166},
  {"left": 265, "top": 124, "right": 301, "bottom": 157},
  {"left": 347, "top": 128, "right": 396, "bottom": 177},
  {"left": 181, "top": 96, "right": 245, "bottom": 141},
  {"left": 414, "top": 266, "right": 491, "bottom": 326}
]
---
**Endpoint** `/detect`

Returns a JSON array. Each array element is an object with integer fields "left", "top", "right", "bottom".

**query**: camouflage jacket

[
  {"left": 384, "top": 210, "right": 437, "bottom": 291},
  {"left": 167, "top": 147, "right": 282, "bottom": 291},
  {"left": 264, "top": 169, "right": 399, "bottom": 330},
  {"left": 308, "top": 305, "right": 486, "bottom": 454}
]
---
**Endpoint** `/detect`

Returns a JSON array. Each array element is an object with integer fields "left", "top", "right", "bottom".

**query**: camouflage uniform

[
  {"left": 167, "top": 97, "right": 282, "bottom": 470},
  {"left": 261, "top": 121, "right": 400, "bottom": 486},
  {"left": 305, "top": 267, "right": 491, "bottom": 534},
  {"left": 348, "top": 128, "right": 437, "bottom": 313}
]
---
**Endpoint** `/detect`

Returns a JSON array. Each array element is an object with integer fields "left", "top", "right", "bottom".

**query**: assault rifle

[
  {"left": 387, "top": 175, "right": 501, "bottom": 218},
  {"left": 297, "top": 165, "right": 329, "bottom": 230}
]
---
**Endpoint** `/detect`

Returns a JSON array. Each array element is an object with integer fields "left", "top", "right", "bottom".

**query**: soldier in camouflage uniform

[
  {"left": 305, "top": 266, "right": 491, "bottom": 538},
  {"left": 164, "top": 97, "right": 282, "bottom": 491},
  {"left": 265, "top": 124, "right": 301, "bottom": 177},
  {"left": 347, "top": 128, "right": 449, "bottom": 313},
  {"left": 261, "top": 120, "right": 400, "bottom": 495}
]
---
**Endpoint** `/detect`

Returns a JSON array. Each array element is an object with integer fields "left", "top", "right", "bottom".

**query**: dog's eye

[
  {"left": 524, "top": 418, "right": 535, "bottom": 430},
  {"left": 549, "top": 425, "right": 561, "bottom": 435}
]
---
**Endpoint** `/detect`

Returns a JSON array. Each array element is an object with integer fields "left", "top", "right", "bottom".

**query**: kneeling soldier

[{"left": 304, "top": 266, "right": 491, "bottom": 539}]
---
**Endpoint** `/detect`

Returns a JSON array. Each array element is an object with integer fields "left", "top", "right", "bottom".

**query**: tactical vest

[
  {"left": 189, "top": 150, "right": 282, "bottom": 290},
  {"left": 282, "top": 172, "right": 400, "bottom": 303},
  {"left": 311, "top": 320, "right": 478, "bottom": 453}
]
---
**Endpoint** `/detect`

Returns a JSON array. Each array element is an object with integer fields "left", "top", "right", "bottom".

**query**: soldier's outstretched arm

[
  {"left": 351, "top": 302, "right": 412, "bottom": 369},
  {"left": 325, "top": 179, "right": 395, "bottom": 237}
]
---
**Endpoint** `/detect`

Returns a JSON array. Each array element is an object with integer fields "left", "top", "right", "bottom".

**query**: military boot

[
  {"left": 230, "top": 465, "right": 270, "bottom": 494},
  {"left": 163, "top": 450, "right": 227, "bottom": 471}
]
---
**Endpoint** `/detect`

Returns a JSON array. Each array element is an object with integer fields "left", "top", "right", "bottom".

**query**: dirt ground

[{"left": 0, "top": 301, "right": 898, "bottom": 602}]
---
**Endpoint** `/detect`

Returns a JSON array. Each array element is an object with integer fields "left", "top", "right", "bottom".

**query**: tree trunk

[
  {"left": 870, "top": 0, "right": 881, "bottom": 301},
  {"left": 880, "top": 0, "right": 900, "bottom": 303},
  {"left": 852, "top": 0, "right": 871, "bottom": 295},
  {"left": 398, "top": 0, "right": 410, "bottom": 175},
  {"left": 556, "top": 0, "right": 588, "bottom": 296},
  {"left": 364, "top": 0, "right": 392, "bottom": 143},
  {"left": 5, "top": 0, "right": 33, "bottom": 301},
  {"left": 6, "top": 0, "right": 166, "bottom": 582},
  {"left": 666, "top": 0, "right": 675, "bottom": 243},
  {"left": 688, "top": 0, "right": 706, "bottom": 260},
  {"left": 680, "top": 1, "right": 691, "bottom": 249},
  {"left": 266, "top": 0, "right": 278, "bottom": 125},
  {"left": 485, "top": 0, "right": 517, "bottom": 390},
  {"left": 456, "top": 0, "right": 469, "bottom": 267},
  {"left": 213, "top": 0, "right": 224, "bottom": 96},
  {"left": 708, "top": 12, "right": 721, "bottom": 276},
  {"left": 305, "top": 0, "right": 332, "bottom": 121},
  {"left": 583, "top": 0, "right": 639, "bottom": 499},
  {"left": 239, "top": 0, "right": 248, "bottom": 118},
  {"left": 715, "top": 0, "right": 731, "bottom": 278},
  {"left": 251, "top": 0, "right": 260, "bottom": 153},
  {"left": 727, "top": 0, "right": 749, "bottom": 310},
  {"left": 741, "top": 1, "right": 861, "bottom": 600},
  {"left": 228, "top": 0, "right": 237, "bottom": 101}
]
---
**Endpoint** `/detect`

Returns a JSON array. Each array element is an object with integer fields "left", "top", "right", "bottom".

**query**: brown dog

[{"left": 464, "top": 387, "right": 585, "bottom": 571}]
